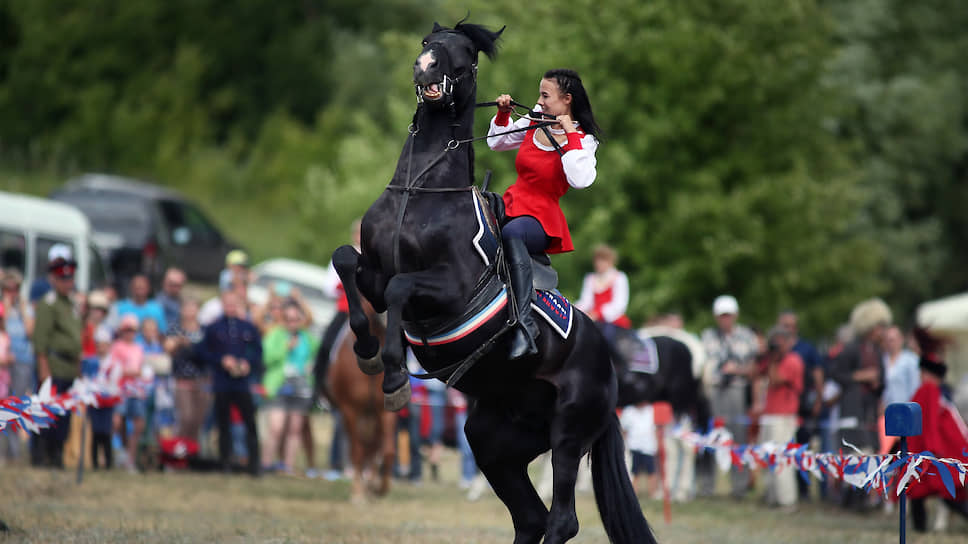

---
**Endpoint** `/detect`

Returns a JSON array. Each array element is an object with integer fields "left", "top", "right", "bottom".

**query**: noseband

[{"left": 414, "top": 66, "right": 477, "bottom": 106}]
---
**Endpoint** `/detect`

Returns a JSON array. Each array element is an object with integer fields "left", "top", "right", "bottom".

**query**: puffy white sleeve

[
  {"left": 487, "top": 115, "right": 530, "bottom": 151},
  {"left": 322, "top": 259, "right": 341, "bottom": 299},
  {"left": 600, "top": 271, "right": 629, "bottom": 324},
  {"left": 561, "top": 134, "right": 598, "bottom": 189},
  {"left": 575, "top": 273, "right": 595, "bottom": 313}
]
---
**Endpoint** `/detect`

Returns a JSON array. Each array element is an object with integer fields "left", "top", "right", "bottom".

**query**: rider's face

[{"left": 537, "top": 78, "right": 572, "bottom": 118}]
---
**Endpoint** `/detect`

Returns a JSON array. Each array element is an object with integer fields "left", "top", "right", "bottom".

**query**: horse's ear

[{"left": 432, "top": 22, "right": 444, "bottom": 33}]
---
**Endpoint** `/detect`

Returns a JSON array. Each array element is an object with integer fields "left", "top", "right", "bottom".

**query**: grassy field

[{"left": 1, "top": 455, "right": 966, "bottom": 544}]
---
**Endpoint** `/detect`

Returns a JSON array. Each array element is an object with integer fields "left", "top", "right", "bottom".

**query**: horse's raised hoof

[
  {"left": 356, "top": 353, "right": 384, "bottom": 375},
  {"left": 383, "top": 380, "right": 411, "bottom": 412}
]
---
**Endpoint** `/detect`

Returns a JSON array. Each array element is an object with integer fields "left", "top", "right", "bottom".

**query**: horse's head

[{"left": 413, "top": 21, "right": 503, "bottom": 108}]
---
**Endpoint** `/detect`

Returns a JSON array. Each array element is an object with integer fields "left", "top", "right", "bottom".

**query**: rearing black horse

[{"left": 333, "top": 22, "right": 656, "bottom": 544}]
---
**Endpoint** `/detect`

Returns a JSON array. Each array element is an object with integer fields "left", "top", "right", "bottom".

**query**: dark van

[{"left": 50, "top": 174, "right": 238, "bottom": 289}]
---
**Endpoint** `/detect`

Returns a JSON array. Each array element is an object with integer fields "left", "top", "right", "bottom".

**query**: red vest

[
  {"left": 502, "top": 125, "right": 583, "bottom": 254},
  {"left": 592, "top": 285, "right": 631, "bottom": 328}
]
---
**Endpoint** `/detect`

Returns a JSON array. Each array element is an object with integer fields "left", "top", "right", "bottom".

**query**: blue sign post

[{"left": 884, "top": 402, "right": 922, "bottom": 544}]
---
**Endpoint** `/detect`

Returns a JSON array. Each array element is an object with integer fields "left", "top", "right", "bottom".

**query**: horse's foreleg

[
  {"left": 379, "top": 274, "right": 417, "bottom": 410},
  {"left": 340, "top": 408, "right": 366, "bottom": 505},
  {"left": 376, "top": 411, "right": 397, "bottom": 496},
  {"left": 333, "top": 245, "right": 380, "bottom": 361}
]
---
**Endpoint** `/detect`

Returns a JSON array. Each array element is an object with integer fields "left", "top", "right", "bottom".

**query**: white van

[{"left": 0, "top": 191, "right": 111, "bottom": 298}]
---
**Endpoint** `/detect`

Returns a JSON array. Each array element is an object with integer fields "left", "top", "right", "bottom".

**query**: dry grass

[{"left": 1, "top": 458, "right": 966, "bottom": 544}]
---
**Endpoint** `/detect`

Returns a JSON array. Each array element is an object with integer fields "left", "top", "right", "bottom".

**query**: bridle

[{"left": 388, "top": 37, "right": 568, "bottom": 275}]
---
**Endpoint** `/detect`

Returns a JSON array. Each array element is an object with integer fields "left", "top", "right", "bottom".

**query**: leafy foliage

[{"left": 1, "top": 0, "right": 964, "bottom": 337}]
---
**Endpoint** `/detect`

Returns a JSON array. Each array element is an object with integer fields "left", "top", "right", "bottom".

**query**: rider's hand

[
  {"left": 496, "top": 94, "right": 514, "bottom": 113},
  {"left": 556, "top": 114, "right": 576, "bottom": 133}
]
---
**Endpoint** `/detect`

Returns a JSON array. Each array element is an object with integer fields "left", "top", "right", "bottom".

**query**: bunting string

[{"left": 671, "top": 425, "right": 968, "bottom": 498}]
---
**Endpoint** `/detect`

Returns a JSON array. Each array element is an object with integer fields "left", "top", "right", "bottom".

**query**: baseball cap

[
  {"left": 225, "top": 249, "right": 249, "bottom": 267},
  {"left": 713, "top": 295, "right": 739, "bottom": 316}
]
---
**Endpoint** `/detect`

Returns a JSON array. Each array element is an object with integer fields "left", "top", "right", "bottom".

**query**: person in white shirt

[{"left": 620, "top": 402, "right": 659, "bottom": 498}]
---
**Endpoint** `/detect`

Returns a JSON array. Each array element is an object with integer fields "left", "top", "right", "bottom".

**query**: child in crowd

[
  {"left": 140, "top": 317, "right": 174, "bottom": 435},
  {"left": 620, "top": 401, "right": 659, "bottom": 499},
  {"left": 0, "top": 302, "right": 10, "bottom": 400},
  {"left": 108, "top": 314, "right": 146, "bottom": 472},
  {"left": 83, "top": 327, "right": 116, "bottom": 469}
]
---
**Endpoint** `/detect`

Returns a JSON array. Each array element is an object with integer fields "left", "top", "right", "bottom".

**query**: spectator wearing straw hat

[
  {"left": 31, "top": 244, "right": 82, "bottom": 468},
  {"left": 220, "top": 250, "right": 249, "bottom": 292},
  {"left": 828, "top": 297, "right": 890, "bottom": 511},
  {"left": 107, "top": 314, "right": 147, "bottom": 472}
]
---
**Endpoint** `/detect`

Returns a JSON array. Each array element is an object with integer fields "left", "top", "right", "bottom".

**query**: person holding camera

[
  {"left": 756, "top": 327, "right": 804, "bottom": 509},
  {"left": 698, "top": 295, "right": 759, "bottom": 498},
  {"left": 261, "top": 302, "right": 319, "bottom": 474}
]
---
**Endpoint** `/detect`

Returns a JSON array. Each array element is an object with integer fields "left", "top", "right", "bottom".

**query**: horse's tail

[{"left": 591, "top": 413, "right": 657, "bottom": 544}]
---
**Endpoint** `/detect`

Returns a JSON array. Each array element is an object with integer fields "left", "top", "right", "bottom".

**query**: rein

[{"left": 382, "top": 89, "right": 556, "bottom": 383}]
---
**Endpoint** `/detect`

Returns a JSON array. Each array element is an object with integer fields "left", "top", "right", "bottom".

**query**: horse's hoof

[
  {"left": 356, "top": 353, "right": 384, "bottom": 375},
  {"left": 383, "top": 380, "right": 411, "bottom": 412}
]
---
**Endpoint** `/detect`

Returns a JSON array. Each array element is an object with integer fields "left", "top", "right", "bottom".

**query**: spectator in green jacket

[
  {"left": 32, "top": 244, "right": 82, "bottom": 468},
  {"left": 261, "top": 302, "right": 319, "bottom": 473}
]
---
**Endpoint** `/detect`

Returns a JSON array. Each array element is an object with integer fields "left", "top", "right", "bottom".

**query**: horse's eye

[{"left": 422, "top": 40, "right": 428, "bottom": 46}]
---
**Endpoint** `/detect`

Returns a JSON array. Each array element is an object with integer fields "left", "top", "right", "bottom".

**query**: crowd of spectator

[
  {"left": 575, "top": 245, "right": 967, "bottom": 527},
  {"left": 0, "top": 244, "right": 471, "bottom": 488},
  {"left": 2, "top": 240, "right": 966, "bottom": 528}
]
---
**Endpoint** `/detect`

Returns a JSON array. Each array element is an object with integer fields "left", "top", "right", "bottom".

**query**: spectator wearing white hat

[{"left": 698, "top": 294, "right": 759, "bottom": 498}]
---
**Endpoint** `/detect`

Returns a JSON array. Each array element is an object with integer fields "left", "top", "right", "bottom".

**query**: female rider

[{"left": 487, "top": 68, "right": 602, "bottom": 359}]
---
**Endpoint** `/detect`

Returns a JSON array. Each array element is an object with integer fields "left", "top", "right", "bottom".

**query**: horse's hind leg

[
  {"left": 332, "top": 245, "right": 381, "bottom": 362},
  {"left": 545, "top": 371, "right": 615, "bottom": 542},
  {"left": 466, "top": 399, "right": 550, "bottom": 544}
]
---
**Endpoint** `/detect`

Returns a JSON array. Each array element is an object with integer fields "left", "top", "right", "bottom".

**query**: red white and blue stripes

[{"left": 405, "top": 287, "right": 508, "bottom": 346}]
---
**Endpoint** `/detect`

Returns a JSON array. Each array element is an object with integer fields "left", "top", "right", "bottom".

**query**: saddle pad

[
  {"left": 627, "top": 335, "right": 659, "bottom": 374},
  {"left": 472, "top": 188, "right": 500, "bottom": 266},
  {"left": 531, "top": 290, "right": 573, "bottom": 339}
]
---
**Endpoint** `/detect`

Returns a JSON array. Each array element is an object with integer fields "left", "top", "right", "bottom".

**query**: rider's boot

[{"left": 505, "top": 237, "right": 540, "bottom": 359}]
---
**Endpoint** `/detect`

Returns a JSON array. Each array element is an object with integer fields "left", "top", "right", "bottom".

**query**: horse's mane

[{"left": 433, "top": 19, "right": 504, "bottom": 59}]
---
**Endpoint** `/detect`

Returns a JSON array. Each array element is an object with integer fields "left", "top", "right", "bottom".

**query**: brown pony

[{"left": 325, "top": 300, "right": 396, "bottom": 503}]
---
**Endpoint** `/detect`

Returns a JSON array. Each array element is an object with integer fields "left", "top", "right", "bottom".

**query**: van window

[
  {"left": 159, "top": 200, "right": 222, "bottom": 246},
  {"left": 89, "top": 243, "right": 109, "bottom": 289},
  {"left": 0, "top": 230, "right": 27, "bottom": 274},
  {"left": 35, "top": 237, "right": 75, "bottom": 278}
]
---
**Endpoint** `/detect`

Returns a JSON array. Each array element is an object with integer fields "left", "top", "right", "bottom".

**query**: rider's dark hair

[{"left": 543, "top": 68, "right": 602, "bottom": 141}]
